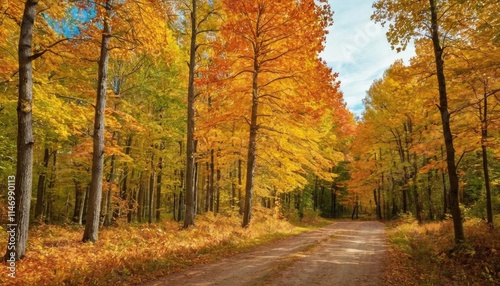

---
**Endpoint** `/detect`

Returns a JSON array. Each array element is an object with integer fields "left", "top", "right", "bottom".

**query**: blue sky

[{"left": 321, "top": 0, "right": 416, "bottom": 117}]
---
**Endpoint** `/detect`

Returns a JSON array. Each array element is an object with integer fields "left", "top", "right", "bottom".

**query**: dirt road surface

[{"left": 140, "top": 221, "right": 387, "bottom": 286}]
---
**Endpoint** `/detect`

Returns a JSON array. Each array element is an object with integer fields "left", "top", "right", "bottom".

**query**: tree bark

[
  {"left": 156, "top": 157, "right": 163, "bottom": 222},
  {"left": 5, "top": 0, "right": 38, "bottom": 261},
  {"left": 238, "top": 159, "right": 243, "bottom": 214},
  {"left": 429, "top": 0, "right": 464, "bottom": 242},
  {"left": 480, "top": 91, "right": 493, "bottom": 227},
  {"left": 35, "top": 147, "right": 50, "bottom": 220},
  {"left": 209, "top": 149, "right": 215, "bottom": 212},
  {"left": 82, "top": 0, "right": 112, "bottom": 243},
  {"left": 216, "top": 169, "right": 221, "bottom": 213},
  {"left": 137, "top": 172, "right": 145, "bottom": 223},
  {"left": 118, "top": 135, "right": 132, "bottom": 220},
  {"left": 104, "top": 155, "right": 116, "bottom": 226},
  {"left": 184, "top": 0, "right": 197, "bottom": 229},
  {"left": 242, "top": 58, "right": 260, "bottom": 228},
  {"left": 78, "top": 186, "right": 88, "bottom": 225}
]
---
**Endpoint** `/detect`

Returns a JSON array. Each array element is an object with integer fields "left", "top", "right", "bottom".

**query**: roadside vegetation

[{"left": 384, "top": 216, "right": 500, "bottom": 286}]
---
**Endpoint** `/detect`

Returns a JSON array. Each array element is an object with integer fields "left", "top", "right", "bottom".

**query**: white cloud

[{"left": 321, "top": 0, "right": 416, "bottom": 116}]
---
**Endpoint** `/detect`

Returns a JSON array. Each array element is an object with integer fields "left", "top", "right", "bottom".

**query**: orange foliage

[{"left": 0, "top": 211, "right": 297, "bottom": 285}]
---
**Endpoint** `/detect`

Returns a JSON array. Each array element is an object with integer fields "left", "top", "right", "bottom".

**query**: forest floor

[
  {"left": 383, "top": 218, "right": 500, "bottom": 286},
  {"left": 140, "top": 221, "right": 388, "bottom": 286},
  {"left": 1, "top": 214, "right": 497, "bottom": 285}
]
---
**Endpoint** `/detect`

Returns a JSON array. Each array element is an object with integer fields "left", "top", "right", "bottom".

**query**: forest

[{"left": 0, "top": 0, "right": 499, "bottom": 285}]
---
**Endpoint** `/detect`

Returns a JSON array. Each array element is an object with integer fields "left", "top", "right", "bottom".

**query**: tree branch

[{"left": 30, "top": 38, "right": 72, "bottom": 61}]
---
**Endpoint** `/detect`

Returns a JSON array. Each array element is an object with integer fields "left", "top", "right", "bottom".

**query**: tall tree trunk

[
  {"left": 391, "top": 175, "right": 399, "bottom": 218},
  {"left": 238, "top": 159, "right": 243, "bottom": 214},
  {"left": 156, "top": 157, "right": 163, "bottom": 222},
  {"left": 209, "top": 149, "right": 215, "bottom": 212},
  {"left": 173, "top": 192, "right": 177, "bottom": 221},
  {"left": 147, "top": 153, "right": 155, "bottom": 224},
  {"left": 184, "top": 0, "right": 197, "bottom": 228},
  {"left": 127, "top": 170, "right": 136, "bottom": 223},
  {"left": 413, "top": 154, "right": 422, "bottom": 224},
  {"left": 313, "top": 176, "right": 319, "bottom": 211},
  {"left": 332, "top": 187, "right": 337, "bottom": 218},
  {"left": 35, "top": 147, "right": 50, "bottom": 220},
  {"left": 178, "top": 191, "right": 184, "bottom": 222},
  {"left": 480, "top": 91, "right": 493, "bottom": 227},
  {"left": 104, "top": 155, "right": 116, "bottom": 226},
  {"left": 73, "top": 180, "right": 82, "bottom": 222},
  {"left": 83, "top": 0, "right": 112, "bottom": 243},
  {"left": 330, "top": 187, "right": 337, "bottom": 218},
  {"left": 216, "top": 169, "right": 221, "bottom": 214},
  {"left": 137, "top": 172, "right": 145, "bottom": 223},
  {"left": 242, "top": 61, "right": 260, "bottom": 228},
  {"left": 118, "top": 135, "right": 133, "bottom": 220},
  {"left": 231, "top": 164, "right": 236, "bottom": 209},
  {"left": 428, "top": 171, "right": 434, "bottom": 221},
  {"left": 193, "top": 141, "right": 199, "bottom": 215},
  {"left": 7, "top": 0, "right": 38, "bottom": 261},
  {"left": 440, "top": 148, "right": 448, "bottom": 218},
  {"left": 429, "top": 0, "right": 464, "bottom": 242},
  {"left": 148, "top": 171, "right": 155, "bottom": 224},
  {"left": 402, "top": 168, "right": 408, "bottom": 213},
  {"left": 78, "top": 185, "right": 89, "bottom": 225}
]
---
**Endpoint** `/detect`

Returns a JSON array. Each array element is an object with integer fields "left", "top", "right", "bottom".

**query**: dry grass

[
  {"left": 0, "top": 208, "right": 321, "bottom": 286},
  {"left": 386, "top": 219, "right": 500, "bottom": 286}
]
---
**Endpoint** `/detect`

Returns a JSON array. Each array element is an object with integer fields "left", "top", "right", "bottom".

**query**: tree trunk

[
  {"left": 313, "top": 176, "right": 319, "bottom": 211},
  {"left": 441, "top": 148, "right": 448, "bottom": 218},
  {"left": 391, "top": 175, "right": 399, "bottom": 218},
  {"left": 148, "top": 172, "right": 155, "bottom": 224},
  {"left": 413, "top": 154, "right": 422, "bottom": 224},
  {"left": 104, "top": 155, "right": 116, "bottom": 226},
  {"left": 35, "top": 147, "right": 50, "bottom": 220},
  {"left": 173, "top": 192, "right": 177, "bottom": 221},
  {"left": 238, "top": 159, "right": 243, "bottom": 214},
  {"left": 127, "top": 173, "right": 136, "bottom": 224},
  {"left": 73, "top": 180, "right": 82, "bottom": 222},
  {"left": 427, "top": 169, "right": 434, "bottom": 220},
  {"left": 178, "top": 191, "right": 184, "bottom": 222},
  {"left": 209, "top": 149, "right": 215, "bottom": 212},
  {"left": 216, "top": 169, "right": 221, "bottom": 214},
  {"left": 402, "top": 166, "right": 408, "bottom": 214},
  {"left": 82, "top": 0, "right": 112, "bottom": 243},
  {"left": 242, "top": 61, "right": 260, "bottom": 228},
  {"left": 184, "top": 0, "right": 197, "bottom": 229},
  {"left": 137, "top": 172, "right": 145, "bottom": 223},
  {"left": 156, "top": 157, "right": 163, "bottom": 222},
  {"left": 332, "top": 188, "right": 337, "bottom": 219},
  {"left": 481, "top": 91, "right": 493, "bottom": 227},
  {"left": 231, "top": 164, "right": 236, "bottom": 209},
  {"left": 429, "top": 0, "right": 464, "bottom": 243},
  {"left": 6, "top": 0, "right": 37, "bottom": 261},
  {"left": 78, "top": 186, "right": 88, "bottom": 225},
  {"left": 118, "top": 135, "right": 132, "bottom": 220}
]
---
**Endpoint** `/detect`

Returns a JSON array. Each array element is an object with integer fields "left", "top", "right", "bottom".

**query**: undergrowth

[
  {"left": 387, "top": 218, "right": 500, "bottom": 286},
  {"left": 0, "top": 207, "right": 327, "bottom": 285}
]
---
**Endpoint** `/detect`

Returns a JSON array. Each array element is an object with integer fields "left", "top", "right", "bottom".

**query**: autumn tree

[
  {"left": 3, "top": 0, "right": 68, "bottom": 260},
  {"left": 82, "top": 0, "right": 173, "bottom": 241},
  {"left": 81, "top": 0, "right": 113, "bottom": 243},
  {"left": 170, "top": 0, "right": 221, "bottom": 228},
  {"left": 372, "top": 0, "right": 469, "bottom": 243},
  {"left": 215, "top": 0, "right": 333, "bottom": 227}
]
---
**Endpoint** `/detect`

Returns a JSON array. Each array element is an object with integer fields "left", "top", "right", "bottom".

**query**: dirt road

[{"left": 141, "top": 221, "right": 387, "bottom": 286}]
